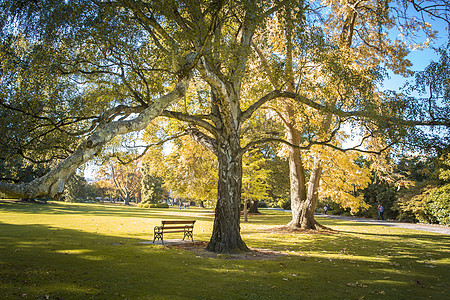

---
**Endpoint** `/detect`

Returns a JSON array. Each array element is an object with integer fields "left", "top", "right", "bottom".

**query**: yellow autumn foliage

[{"left": 305, "top": 145, "right": 371, "bottom": 212}]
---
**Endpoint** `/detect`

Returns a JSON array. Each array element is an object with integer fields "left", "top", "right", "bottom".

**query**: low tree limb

[{"left": 0, "top": 73, "right": 192, "bottom": 199}]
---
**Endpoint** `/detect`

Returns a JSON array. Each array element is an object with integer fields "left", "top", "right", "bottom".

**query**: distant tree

[
  {"left": 93, "top": 178, "right": 117, "bottom": 202},
  {"left": 264, "top": 156, "right": 290, "bottom": 208},
  {"left": 141, "top": 164, "right": 165, "bottom": 204},
  {"left": 63, "top": 173, "right": 89, "bottom": 202},
  {"left": 242, "top": 149, "right": 271, "bottom": 215},
  {"left": 362, "top": 173, "right": 398, "bottom": 219},
  {"left": 145, "top": 135, "right": 219, "bottom": 206},
  {"left": 99, "top": 158, "right": 142, "bottom": 205}
]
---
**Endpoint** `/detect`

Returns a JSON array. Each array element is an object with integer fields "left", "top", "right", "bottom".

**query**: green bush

[
  {"left": 258, "top": 201, "right": 268, "bottom": 208},
  {"left": 277, "top": 198, "right": 291, "bottom": 210},
  {"left": 425, "top": 184, "right": 450, "bottom": 225},
  {"left": 396, "top": 182, "right": 450, "bottom": 225},
  {"left": 138, "top": 202, "right": 169, "bottom": 209}
]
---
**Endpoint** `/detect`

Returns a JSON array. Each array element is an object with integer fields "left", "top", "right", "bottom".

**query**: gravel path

[{"left": 318, "top": 213, "right": 450, "bottom": 235}]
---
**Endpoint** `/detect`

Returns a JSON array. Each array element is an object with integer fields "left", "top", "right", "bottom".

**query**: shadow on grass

[
  {"left": 2, "top": 220, "right": 449, "bottom": 300},
  {"left": 1, "top": 204, "right": 449, "bottom": 299},
  {"left": 266, "top": 217, "right": 450, "bottom": 257}
]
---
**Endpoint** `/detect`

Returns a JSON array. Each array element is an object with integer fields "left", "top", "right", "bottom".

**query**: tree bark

[
  {"left": 206, "top": 137, "right": 248, "bottom": 253},
  {"left": 248, "top": 200, "right": 260, "bottom": 214},
  {"left": 285, "top": 124, "right": 320, "bottom": 229},
  {"left": 287, "top": 152, "right": 324, "bottom": 229},
  {"left": 123, "top": 193, "right": 130, "bottom": 206}
]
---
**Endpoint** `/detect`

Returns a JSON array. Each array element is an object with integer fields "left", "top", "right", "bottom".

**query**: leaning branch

[
  {"left": 186, "top": 126, "right": 218, "bottom": 155},
  {"left": 240, "top": 90, "right": 285, "bottom": 122},
  {"left": 0, "top": 73, "right": 192, "bottom": 199}
]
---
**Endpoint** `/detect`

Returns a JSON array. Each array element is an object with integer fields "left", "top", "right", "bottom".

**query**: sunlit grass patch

[{"left": 0, "top": 201, "right": 448, "bottom": 299}]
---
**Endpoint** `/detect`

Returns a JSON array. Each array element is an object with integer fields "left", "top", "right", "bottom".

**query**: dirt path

[{"left": 319, "top": 214, "right": 450, "bottom": 235}]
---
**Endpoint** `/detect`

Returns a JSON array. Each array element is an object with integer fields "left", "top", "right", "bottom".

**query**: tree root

[{"left": 284, "top": 219, "right": 338, "bottom": 233}]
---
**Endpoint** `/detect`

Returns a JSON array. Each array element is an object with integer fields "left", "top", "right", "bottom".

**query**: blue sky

[{"left": 382, "top": 15, "right": 449, "bottom": 91}]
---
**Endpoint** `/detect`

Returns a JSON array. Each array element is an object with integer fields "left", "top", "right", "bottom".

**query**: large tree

[
  {"left": 251, "top": 0, "right": 450, "bottom": 230},
  {"left": 0, "top": 0, "right": 448, "bottom": 253}
]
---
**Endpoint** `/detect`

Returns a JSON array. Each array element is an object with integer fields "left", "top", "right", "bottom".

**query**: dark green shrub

[
  {"left": 138, "top": 202, "right": 169, "bottom": 209},
  {"left": 258, "top": 201, "right": 268, "bottom": 208},
  {"left": 425, "top": 184, "right": 450, "bottom": 225},
  {"left": 396, "top": 182, "right": 450, "bottom": 225},
  {"left": 277, "top": 198, "right": 291, "bottom": 210}
]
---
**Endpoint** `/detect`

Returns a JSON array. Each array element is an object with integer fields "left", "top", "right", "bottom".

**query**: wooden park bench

[{"left": 153, "top": 220, "right": 196, "bottom": 245}]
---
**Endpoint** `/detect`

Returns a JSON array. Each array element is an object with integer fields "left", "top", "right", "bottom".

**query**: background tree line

[{"left": 10, "top": 140, "right": 447, "bottom": 226}]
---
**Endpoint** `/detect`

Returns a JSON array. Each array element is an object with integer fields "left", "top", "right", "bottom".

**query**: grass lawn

[{"left": 0, "top": 201, "right": 449, "bottom": 299}]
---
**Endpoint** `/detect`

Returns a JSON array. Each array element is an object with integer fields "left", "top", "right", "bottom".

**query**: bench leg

[
  {"left": 153, "top": 232, "right": 164, "bottom": 245},
  {"left": 183, "top": 231, "right": 193, "bottom": 242}
]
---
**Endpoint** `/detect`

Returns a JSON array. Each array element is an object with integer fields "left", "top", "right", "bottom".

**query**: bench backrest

[{"left": 161, "top": 220, "right": 195, "bottom": 227}]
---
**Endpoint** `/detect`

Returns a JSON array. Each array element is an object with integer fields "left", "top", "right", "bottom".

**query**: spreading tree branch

[
  {"left": 186, "top": 126, "right": 218, "bottom": 155},
  {"left": 161, "top": 110, "right": 219, "bottom": 136},
  {"left": 112, "top": 132, "right": 189, "bottom": 165},
  {"left": 0, "top": 60, "right": 194, "bottom": 199}
]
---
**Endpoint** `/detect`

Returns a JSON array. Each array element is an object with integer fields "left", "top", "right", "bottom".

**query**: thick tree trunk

[
  {"left": 206, "top": 140, "right": 248, "bottom": 253},
  {"left": 307, "top": 156, "right": 322, "bottom": 218},
  {"left": 248, "top": 200, "right": 260, "bottom": 214},
  {"left": 284, "top": 120, "right": 324, "bottom": 230},
  {"left": 123, "top": 193, "right": 130, "bottom": 205},
  {"left": 288, "top": 153, "right": 324, "bottom": 230},
  {"left": 286, "top": 125, "right": 316, "bottom": 229}
]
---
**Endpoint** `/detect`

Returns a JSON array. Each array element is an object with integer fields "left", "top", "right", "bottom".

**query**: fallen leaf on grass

[{"left": 346, "top": 281, "right": 368, "bottom": 288}]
